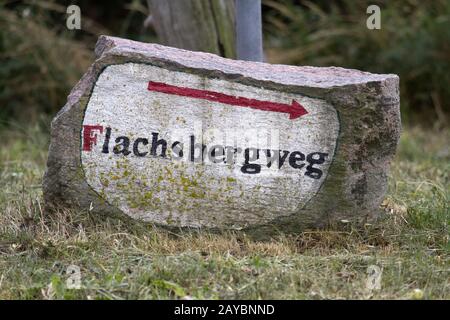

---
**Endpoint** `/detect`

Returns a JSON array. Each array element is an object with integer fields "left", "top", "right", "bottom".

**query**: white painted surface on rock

[{"left": 81, "top": 63, "right": 340, "bottom": 228}]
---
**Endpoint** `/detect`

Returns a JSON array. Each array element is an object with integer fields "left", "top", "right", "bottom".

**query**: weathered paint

[
  {"left": 81, "top": 63, "right": 339, "bottom": 229},
  {"left": 43, "top": 36, "right": 401, "bottom": 234}
]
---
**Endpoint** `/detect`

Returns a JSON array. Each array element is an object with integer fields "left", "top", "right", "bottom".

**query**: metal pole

[{"left": 235, "top": 0, "right": 263, "bottom": 62}]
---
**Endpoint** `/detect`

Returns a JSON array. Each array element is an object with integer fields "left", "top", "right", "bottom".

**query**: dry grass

[
  {"left": 0, "top": 1, "right": 448, "bottom": 300},
  {"left": 0, "top": 123, "right": 448, "bottom": 299}
]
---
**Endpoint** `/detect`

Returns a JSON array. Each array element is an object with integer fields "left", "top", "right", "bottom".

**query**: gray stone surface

[{"left": 43, "top": 35, "right": 401, "bottom": 233}]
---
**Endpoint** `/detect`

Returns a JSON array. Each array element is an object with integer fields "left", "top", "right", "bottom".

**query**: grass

[{"left": 0, "top": 122, "right": 448, "bottom": 300}]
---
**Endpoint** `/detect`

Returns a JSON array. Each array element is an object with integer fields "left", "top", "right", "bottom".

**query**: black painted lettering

[
  {"left": 241, "top": 148, "right": 261, "bottom": 174},
  {"left": 150, "top": 132, "right": 167, "bottom": 157},
  {"left": 265, "top": 149, "right": 290, "bottom": 169},
  {"left": 102, "top": 127, "right": 111, "bottom": 154},
  {"left": 133, "top": 138, "right": 149, "bottom": 157},
  {"left": 288, "top": 151, "right": 305, "bottom": 169},
  {"left": 225, "top": 146, "right": 242, "bottom": 164},
  {"left": 113, "top": 136, "right": 131, "bottom": 156},
  {"left": 209, "top": 145, "right": 225, "bottom": 163},
  {"left": 305, "top": 152, "right": 328, "bottom": 179},
  {"left": 171, "top": 141, "right": 183, "bottom": 160},
  {"left": 190, "top": 135, "right": 206, "bottom": 163},
  {"left": 278, "top": 150, "right": 290, "bottom": 169}
]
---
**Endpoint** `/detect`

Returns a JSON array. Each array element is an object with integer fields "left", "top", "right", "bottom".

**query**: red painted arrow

[{"left": 147, "top": 81, "right": 308, "bottom": 120}]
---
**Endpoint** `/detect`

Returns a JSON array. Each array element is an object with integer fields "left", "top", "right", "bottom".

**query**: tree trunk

[{"left": 147, "top": 0, "right": 236, "bottom": 58}]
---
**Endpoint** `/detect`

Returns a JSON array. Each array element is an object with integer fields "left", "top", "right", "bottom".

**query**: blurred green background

[
  {"left": 0, "top": 0, "right": 449, "bottom": 127},
  {"left": 0, "top": 1, "right": 449, "bottom": 300}
]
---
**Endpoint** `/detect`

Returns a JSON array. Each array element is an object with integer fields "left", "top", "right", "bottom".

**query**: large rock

[{"left": 43, "top": 35, "right": 401, "bottom": 233}]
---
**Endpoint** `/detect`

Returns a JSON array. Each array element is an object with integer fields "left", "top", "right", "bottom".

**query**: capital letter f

[{"left": 82, "top": 125, "right": 104, "bottom": 151}]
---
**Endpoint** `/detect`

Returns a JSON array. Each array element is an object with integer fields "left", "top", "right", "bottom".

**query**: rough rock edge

[
  {"left": 95, "top": 35, "right": 398, "bottom": 88},
  {"left": 43, "top": 35, "right": 401, "bottom": 236}
]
